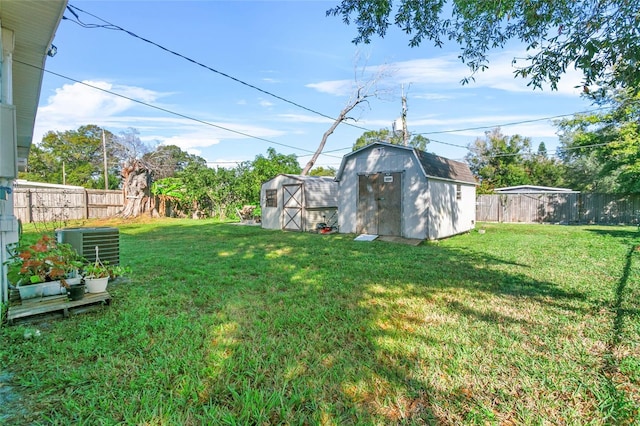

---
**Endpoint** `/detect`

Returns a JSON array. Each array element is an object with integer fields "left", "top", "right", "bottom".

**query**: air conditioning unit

[{"left": 56, "top": 227, "right": 120, "bottom": 265}]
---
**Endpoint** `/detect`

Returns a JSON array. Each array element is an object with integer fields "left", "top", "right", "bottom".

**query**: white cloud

[
  {"left": 363, "top": 51, "right": 586, "bottom": 96},
  {"left": 305, "top": 80, "right": 353, "bottom": 96},
  {"left": 34, "top": 80, "right": 165, "bottom": 142},
  {"left": 259, "top": 99, "right": 275, "bottom": 108},
  {"left": 277, "top": 113, "right": 334, "bottom": 124},
  {"left": 158, "top": 132, "right": 222, "bottom": 150},
  {"left": 207, "top": 159, "right": 244, "bottom": 169},
  {"left": 34, "top": 80, "right": 287, "bottom": 150},
  {"left": 412, "top": 93, "right": 457, "bottom": 101}
]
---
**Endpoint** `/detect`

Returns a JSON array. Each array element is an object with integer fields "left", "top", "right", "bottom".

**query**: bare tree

[
  {"left": 115, "top": 128, "right": 154, "bottom": 218},
  {"left": 120, "top": 158, "right": 153, "bottom": 218},
  {"left": 301, "top": 63, "right": 390, "bottom": 175}
]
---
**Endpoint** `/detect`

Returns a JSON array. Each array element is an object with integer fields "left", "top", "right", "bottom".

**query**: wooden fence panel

[
  {"left": 86, "top": 190, "right": 124, "bottom": 219},
  {"left": 477, "top": 193, "right": 640, "bottom": 224},
  {"left": 14, "top": 188, "right": 123, "bottom": 223}
]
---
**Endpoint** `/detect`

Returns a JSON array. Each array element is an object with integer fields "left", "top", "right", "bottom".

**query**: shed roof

[
  {"left": 494, "top": 185, "right": 578, "bottom": 194},
  {"left": 14, "top": 179, "right": 85, "bottom": 190},
  {"left": 335, "top": 142, "right": 477, "bottom": 185}
]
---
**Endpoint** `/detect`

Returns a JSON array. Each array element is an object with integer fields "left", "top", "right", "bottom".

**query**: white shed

[
  {"left": 260, "top": 174, "right": 338, "bottom": 232},
  {"left": 335, "top": 142, "right": 477, "bottom": 240}
]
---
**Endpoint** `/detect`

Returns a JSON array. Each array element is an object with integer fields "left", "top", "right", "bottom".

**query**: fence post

[
  {"left": 27, "top": 190, "right": 33, "bottom": 223},
  {"left": 84, "top": 189, "right": 89, "bottom": 219}
]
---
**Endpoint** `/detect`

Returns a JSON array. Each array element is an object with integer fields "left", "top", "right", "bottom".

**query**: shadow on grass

[
  {"left": 597, "top": 243, "right": 640, "bottom": 423},
  {"left": 1, "top": 221, "right": 605, "bottom": 424},
  {"left": 586, "top": 227, "right": 640, "bottom": 245},
  {"left": 114, "top": 222, "right": 592, "bottom": 423}
]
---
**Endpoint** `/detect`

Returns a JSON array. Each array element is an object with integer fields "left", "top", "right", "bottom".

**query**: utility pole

[
  {"left": 401, "top": 84, "right": 408, "bottom": 146},
  {"left": 102, "top": 128, "right": 108, "bottom": 190},
  {"left": 62, "top": 161, "right": 66, "bottom": 186}
]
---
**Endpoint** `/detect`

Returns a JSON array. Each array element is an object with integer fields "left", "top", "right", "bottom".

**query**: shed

[
  {"left": 335, "top": 142, "right": 477, "bottom": 240},
  {"left": 260, "top": 174, "right": 338, "bottom": 232}
]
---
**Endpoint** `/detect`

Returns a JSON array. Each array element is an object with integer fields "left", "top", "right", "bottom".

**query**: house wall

[
  {"left": 427, "top": 180, "right": 476, "bottom": 239},
  {"left": 0, "top": 25, "right": 17, "bottom": 303}
]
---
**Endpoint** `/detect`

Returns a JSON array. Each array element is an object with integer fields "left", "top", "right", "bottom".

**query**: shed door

[
  {"left": 357, "top": 173, "right": 402, "bottom": 236},
  {"left": 282, "top": 184, "right": 303, "bottom": 231}
]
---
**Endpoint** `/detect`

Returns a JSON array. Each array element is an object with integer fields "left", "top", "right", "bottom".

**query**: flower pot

[
  {"left": 84, "top": 277, "right": 109, "bottom": 293},
  {"left": 17, "top": 278, "right": 81, "bottom": 300},
  {"left": 67, "top": 284, "right": 86, "bottom": 301},
  {"left": 17, "top": 283, "right": 46, "bottom": 300}
]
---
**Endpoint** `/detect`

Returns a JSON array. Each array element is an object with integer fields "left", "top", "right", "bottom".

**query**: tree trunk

[
  {"left": 301, "top": 64, "right": 388, "bottom": 175},
  {"left": 120, "top": 159, "right": 152, "bottom": 218}
]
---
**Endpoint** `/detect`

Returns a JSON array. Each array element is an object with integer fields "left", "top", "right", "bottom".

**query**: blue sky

[{"left": 35, "top": 0, "right": 595, "bottom": 170}]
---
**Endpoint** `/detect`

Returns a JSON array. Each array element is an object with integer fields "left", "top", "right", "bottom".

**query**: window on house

[
  {"left": 266, "top": 189, "right": 277, "bottom": 207},
  {"left": 456, "top": 184, "right": 462, "bottom": 200}
]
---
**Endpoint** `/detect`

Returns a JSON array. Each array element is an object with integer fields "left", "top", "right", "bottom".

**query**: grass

[{"left": 1, "top": 219, "right": 639, "bottom": 424}]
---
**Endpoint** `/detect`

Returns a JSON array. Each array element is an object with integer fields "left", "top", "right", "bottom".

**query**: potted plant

[
  {"left": 5, "top": 234, "right": 84, "bottom": 300},
  {"left": 82, "top": 259, "right": 128, "bottom": 294}
]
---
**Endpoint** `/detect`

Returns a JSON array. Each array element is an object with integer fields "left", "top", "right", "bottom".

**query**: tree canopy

[
  {"left": 353, "top": 128, "right": 429, "bottom": 151},
  {"left": 556, "top": 90, "right": 640, "bottom": 193},
  {"left": 21, "top": 125, "right": 120, "bottom": 189},
  {"left": 152, "top": 147, "right": 301, "bottom": 219},
  {"left": 465, "top": 128, "right": 565, "bottom": 193},
  {"left": 328, "top": 1, "right": 640, "bottom": 97}
]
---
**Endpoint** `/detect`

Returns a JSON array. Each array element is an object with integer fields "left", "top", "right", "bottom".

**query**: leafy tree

[
  {"left": 328, "top": 1, "right": 640, "bottom": 97},
  {"left": 309, "top": 166, "right": 337, "bottom": 177},
  {"left": 525, "top": 142, "right": 566, "bottom": 188},
  {"left": 467, "top": 129, "right": 566, "bottom": 192},
  {"left": 556, "top": 90, "right": 640, "bottom": 192},
  {"left": 21, "top": 125, "right": 120, "bottom": 188},
  {"left": 465, "top": 128, "right": 534, "bottom": 192},
  {"left": 236, "top": 148, "right": 301, "bottom": 205},
  {"left": 352, "top": 128, "right": 429, "bottom": 151},
  {"left": 152, "top": 148, "right": 301, "bottom": 219},
  {"left": 142, "top": 144, "right": 207, "bottom": 180}
]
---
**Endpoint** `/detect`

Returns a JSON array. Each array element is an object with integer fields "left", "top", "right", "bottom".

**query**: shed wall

[
  {"left": 427, "top": 180, "right": 476, "bottom": 239},
  {"left": 261, "top": 175, "right": 338, "bottom": 231}
]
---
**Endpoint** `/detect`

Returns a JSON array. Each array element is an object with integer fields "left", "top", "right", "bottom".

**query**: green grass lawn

[{"left": 1, "top": 220, "right": 639, "bottom": 425}]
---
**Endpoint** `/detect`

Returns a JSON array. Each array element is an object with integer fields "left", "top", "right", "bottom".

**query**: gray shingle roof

[
  {"left": 335, "top": 142, "right": 477, "bottom": 184},
  {"left": 414, "top": 149, "right": 477, "bottom": 184}
]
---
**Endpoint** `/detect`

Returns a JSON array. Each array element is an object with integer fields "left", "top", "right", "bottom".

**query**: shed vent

[{"left": 56, "top": 227, "right": 119, "bottom": 265}]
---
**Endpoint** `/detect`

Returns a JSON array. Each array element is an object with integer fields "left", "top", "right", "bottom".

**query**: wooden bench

[{"left": 7, "top": 292, "right": 111, "bottom": 324}]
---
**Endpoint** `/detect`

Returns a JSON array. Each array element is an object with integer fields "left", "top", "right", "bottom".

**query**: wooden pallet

[{"left": 7, "top": 292, "right": 111, "bottom": 324}]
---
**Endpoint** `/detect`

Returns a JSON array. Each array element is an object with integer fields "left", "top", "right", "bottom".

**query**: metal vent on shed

[{"left": 56, "top": 227, "right": 120, "bottom": 265}]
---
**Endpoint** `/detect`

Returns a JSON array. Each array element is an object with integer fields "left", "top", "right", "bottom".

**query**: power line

[
  {"left": 17, "top": 59, "right": 343, "bottom": 159},
  {"left": 416, "top": 108, "right": 612, "bottom": 136},
  {"left": 64, "top": 4, "right": 374, "bottom": 133}
]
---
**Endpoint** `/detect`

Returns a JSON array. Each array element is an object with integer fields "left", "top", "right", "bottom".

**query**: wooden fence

[
  {"left": 14, "top": 188, "right": 124, "bottom": 223},
  {"left": 477, "top": 193, "right": 640, "bottom": 224}
]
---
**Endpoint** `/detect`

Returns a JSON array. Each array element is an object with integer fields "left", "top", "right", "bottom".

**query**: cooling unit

[{"left": 56, "top": 227, "right": 120, "bottom": 265}]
